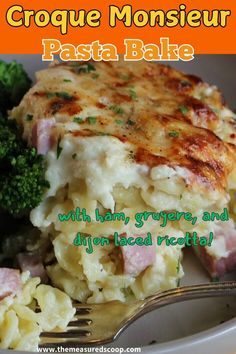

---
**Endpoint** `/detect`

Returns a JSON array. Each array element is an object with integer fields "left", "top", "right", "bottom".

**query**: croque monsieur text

[{"left": 6, "top": 5, "right": 231, "bottom": 34}]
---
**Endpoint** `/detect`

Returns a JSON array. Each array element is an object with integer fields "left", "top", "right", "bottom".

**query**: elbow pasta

[
  {"left": 0, "top": 273, "right": 75, "bottom": 351},
  {"left": 29, "top": 135, "right": 231, "bottom": 305}
]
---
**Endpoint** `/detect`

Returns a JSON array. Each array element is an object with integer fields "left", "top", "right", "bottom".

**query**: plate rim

[{"left": 141, "top": 316, "right": 236, "bottom": 353}]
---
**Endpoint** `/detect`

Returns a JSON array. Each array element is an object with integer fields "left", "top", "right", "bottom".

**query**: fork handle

[{"left": 139, "top": 281, "right": 236, "bottom": 316}]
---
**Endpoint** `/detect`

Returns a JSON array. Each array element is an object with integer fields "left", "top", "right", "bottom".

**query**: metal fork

[{"left": 40, "top": 281, "right": 236, "bottom": 348}]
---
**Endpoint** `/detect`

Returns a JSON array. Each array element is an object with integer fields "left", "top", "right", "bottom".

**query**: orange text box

[{"left": 0, "top": 0, "right": 236, "bottom": 54}]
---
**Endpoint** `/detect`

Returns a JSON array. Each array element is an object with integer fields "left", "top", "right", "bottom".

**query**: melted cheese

[{"left": 11, "top": 60, "right": 236, "bottom": 194}]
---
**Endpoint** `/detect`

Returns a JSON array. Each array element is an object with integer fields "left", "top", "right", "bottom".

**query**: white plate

[
  {"left": 0, "top": 55, "right": 236, "bottom": 354},
  {"left": 110, "top": 249, "right": 236, "bottom": 354}
]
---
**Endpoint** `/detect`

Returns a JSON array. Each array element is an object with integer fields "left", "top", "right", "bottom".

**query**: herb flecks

[
  {"left": 115, "top": 119, "right": 124, "bottom": 125},
  {"left": 73, "top": 116, "right": 83, "bottom": 124},
  {"left": 179, "top": 105, "right": 189, "bottom": 116},
  {"left": 46, "top": 92, "right": 55, "bottom": 99},
  {"left": 25, "top": 114, "right": 33, "bottom": 121},
  {"left": 55, "top": 92, "right": 73, "bottom": 100},
  {"left": 109, "top": 105, "right": 124, "bottom": 115},
  {"left": 46, "top": 91, "right": 73, "bottom": 100},
  {"left": 87, "top": 116, "right": 97, "bottom": 125},
  {"left": 129, "top": 88, "right": 138, "bottom": 100},
  {"left": 72, "top": 153, "right": 77, "bottom": 159},
  {"left": 63, "top": 79, "right": 72, "bottom": 83},
  {"left": 127, "top": 119, "right": 135, "bottom": 126},
  {"left": 73, "top": 116, "right": 97, "bottom": 125},
  {"left": 57, "top": 136, "right": 63, "bottom": 160},
  {"left": 74, "top": 63, "right": 96, "bottom": 74},
  {"left": 120, "top": 74, "right": 130, "bottom": 81},
  {"left": 92, "top": 73, "right": 99, "bottom": 79},
  {"left": 169, "top": 131, "right": 179, "bottom": 138}
]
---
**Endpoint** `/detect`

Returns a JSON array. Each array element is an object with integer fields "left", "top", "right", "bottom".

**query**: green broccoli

[
  {"left": 0, "top": 121, "right": 21, "bottom": 159},
  {"left": 0, "top": 60, "right": 48, "bottom": 216},
  {"left": 0, "top": 118, "right": 49, "bottom": 216},
  {"left": 0, "top": 60, "right": 32, "bottom": 114}
]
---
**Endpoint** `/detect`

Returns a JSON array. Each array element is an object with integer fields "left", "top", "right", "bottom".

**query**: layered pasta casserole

[{"left": 1, "top": 60, "right": 236, "bottom": 350}]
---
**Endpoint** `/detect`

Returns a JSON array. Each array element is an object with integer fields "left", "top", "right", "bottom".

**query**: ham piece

[
  {"left": 194, "top": 219, "right": 236, "bottom": 277},
  {"left": 16, "top": 252, "right": 48, "bottom": 283},
  {"left": 31, "top": 118, "right": 56, "bottom": 155},
  {"left": 0, "top": 268, "right": 21, "bottom": 300},
  {"left": 120, "top": 234, "right": 156, "bottom": 276}
]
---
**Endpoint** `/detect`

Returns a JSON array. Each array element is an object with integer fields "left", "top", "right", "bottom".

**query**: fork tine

[
  {"left": 40, "top": 300, "right": 136, "bottom": 347},
  {"left": 75, "top": 307, "right": 92, "bottom": 315},
  {"left": 68, "top": 319, "right": 92, "bottom": 327},
  {"left": 40, "top": 305, "right": 94, "bottom": 343},
  {"left": 40, "top": 329, "right": 91, "bottom": 338}
]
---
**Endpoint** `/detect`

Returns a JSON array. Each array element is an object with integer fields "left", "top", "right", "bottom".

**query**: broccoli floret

[
  {"left": 0, "top": 60, "right": 31, "bottom": 113},
  {"left": 0, "top": 119, "right": 49, "bottom": 216},
  {"left": 0, "top": 124, "right": 21, "bottom": 159}
]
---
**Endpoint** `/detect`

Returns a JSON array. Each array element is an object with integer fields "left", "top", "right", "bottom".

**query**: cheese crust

[{"left": 11, "top": 60, "right": 236, "bottom": 193}]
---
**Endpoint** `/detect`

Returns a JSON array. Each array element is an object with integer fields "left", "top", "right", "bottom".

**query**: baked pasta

[{"left": 1, "top": 59, "right": 236, "bottom": 350}]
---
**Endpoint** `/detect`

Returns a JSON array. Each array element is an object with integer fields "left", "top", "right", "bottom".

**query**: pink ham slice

[
  {"left": 16, "top": 253, "right": 48, "bottom": 283},
  {"left": 120, "top": 234, "right": 156, "bottom": 276},
  {"left": 0, "top": 268, "right": 21, "bottom": 301},
  {"left": 194, "top": 219, "right": 236, "bottom": 277},
  {"left": 32, "top": 118, "right": 56, "bottom": 155}
]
